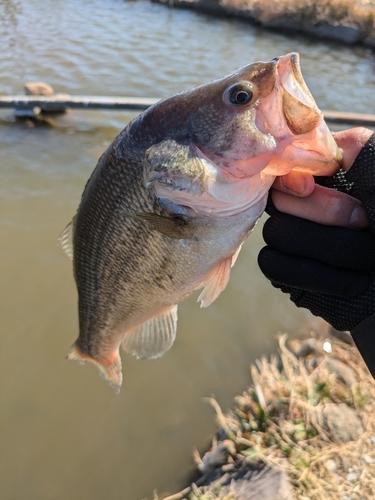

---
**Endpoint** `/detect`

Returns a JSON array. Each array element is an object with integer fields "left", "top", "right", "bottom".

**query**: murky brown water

[{"left": 1, "top": 1, "right": 375, "bottom": 498}]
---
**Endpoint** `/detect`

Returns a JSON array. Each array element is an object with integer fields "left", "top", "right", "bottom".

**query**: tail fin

[{"left": 67, "top": 341, "right": 123, "bottom": 392}]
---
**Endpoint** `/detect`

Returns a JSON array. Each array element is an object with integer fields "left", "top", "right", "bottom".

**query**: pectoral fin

[
  {"left": 122, "top": 305, "right": 178, "bottom": 359},
  {"left": 136, "top": 212, "right": 193, "bottom": 239}
]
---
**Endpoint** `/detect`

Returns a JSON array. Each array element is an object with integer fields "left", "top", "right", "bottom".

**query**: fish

[{"left": 59, "top": 52, "right": 341, "bottom": 391}]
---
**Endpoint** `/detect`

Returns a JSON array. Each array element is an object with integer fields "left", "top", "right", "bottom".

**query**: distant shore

[{"left": 153, "top": 0, "right": 375, "bottom": 48}]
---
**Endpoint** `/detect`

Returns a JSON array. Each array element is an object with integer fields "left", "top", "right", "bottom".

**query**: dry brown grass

[
  {"left": 229, "top": 334, "right": 375, "bottom": 499},
  {"left": 168, "top": 331, "right": 375, "bottom": 500}
]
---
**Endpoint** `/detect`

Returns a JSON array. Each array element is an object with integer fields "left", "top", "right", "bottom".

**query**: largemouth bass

[{"left": 60, "top": 53, "right": 341, "bottom": 391}]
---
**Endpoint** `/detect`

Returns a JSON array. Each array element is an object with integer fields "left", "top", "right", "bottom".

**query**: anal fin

[
  {"left": 121, "top": 305, "right": 178, "bottom": 359},
  {"left": 67, "top": 341, "right": 123, "bottom": 392}
]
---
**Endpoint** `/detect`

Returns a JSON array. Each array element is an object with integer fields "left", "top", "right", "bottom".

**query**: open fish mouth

[{"left": 275, "top": 52, "right": 322, "bottom": 135}]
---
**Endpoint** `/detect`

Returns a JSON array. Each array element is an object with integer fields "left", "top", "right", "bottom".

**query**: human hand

[
  {"left": 258, "top": 128, "right": 375, "bottom": 376},
  {"left": 268, "top": 127, "right": 374, "bottom": 228}
]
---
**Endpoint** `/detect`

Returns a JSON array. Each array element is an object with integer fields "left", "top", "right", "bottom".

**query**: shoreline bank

[
  {"left": 153, "top": 0, "right": 375, "bottom": 49},
  {"left": 161, "top": 325, "right": 375, "bottom": 500}
]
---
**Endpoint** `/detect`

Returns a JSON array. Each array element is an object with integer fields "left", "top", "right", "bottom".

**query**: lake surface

[{"left": 1, "top": 1, "right": 375, "bottom": 498}]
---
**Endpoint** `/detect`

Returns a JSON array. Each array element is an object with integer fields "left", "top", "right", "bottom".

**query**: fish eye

[{"left": 225, "top": 83, "right": 254, "bottom": 106}]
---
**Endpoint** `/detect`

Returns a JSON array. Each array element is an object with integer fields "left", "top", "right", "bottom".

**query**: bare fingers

[
  {"left": 271, "top": 184, "right": 368, "bottom": 229},
  {"left": 271, "top": 170, "right": 315, "bottom": 197}
]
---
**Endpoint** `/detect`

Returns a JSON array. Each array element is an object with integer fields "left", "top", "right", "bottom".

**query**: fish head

[
  {"left": 145, "top": 53, "right": 341, "bottom": 217},
  {"left": 189, "top": 52, "right": 341, "bottom": 177}
]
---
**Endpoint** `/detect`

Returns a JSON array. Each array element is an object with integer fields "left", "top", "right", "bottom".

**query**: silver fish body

[{"left": 60, "top": 53, "right": 341, "bottom": 390}]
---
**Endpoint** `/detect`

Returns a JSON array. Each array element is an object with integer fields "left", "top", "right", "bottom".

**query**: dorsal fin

[
  {"left": 122, "top": 305, "right": 178, "bottom": 359},
  {"left": 58, "top": 216, "right": 75, "bottom": 260}
]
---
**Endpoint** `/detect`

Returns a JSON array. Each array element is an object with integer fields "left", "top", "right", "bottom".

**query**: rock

[
  {"left": 309, "top": 356, "right": 357, "bottom": 386},
  {"left": 202, "top": 461, "right": 294, "bottom": 500},
  {"left": 23, "top": 82, "right": 68, "bottom": 115},
  {"left": 199, "top": 442, "right": 230, "bottom": 473},
  {"left": 346, "top": 471, "right": 358, "bottom": 482},
  {"left": 324, "top": 358, "right": 357, "bottom": 387},
  {"left": 325, "top": 459, "right": 336, "bottom": 473},
  {"left": 24, "top": 82, "right": 54, "bottom": 96},
  {"left": 363, "top": 454, "right": 373, "bottom": 464},
  {"left": 316, "top": 404, "right": 364, "bottom": 443}
]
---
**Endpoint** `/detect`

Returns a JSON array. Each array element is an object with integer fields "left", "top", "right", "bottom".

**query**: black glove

[{"left": 258, "top": 133, "right": 375, "bottom": 376}]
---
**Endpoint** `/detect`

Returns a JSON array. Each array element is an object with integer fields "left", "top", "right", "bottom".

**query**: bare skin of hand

[{"left": 270, "top": 127, "right": 373, "bottom": 229}]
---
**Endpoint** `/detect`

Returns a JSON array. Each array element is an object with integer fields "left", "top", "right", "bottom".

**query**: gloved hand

[{"left": 258, "top": 131, "right": 375, "bottom": 376}]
